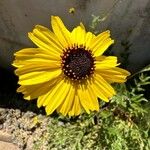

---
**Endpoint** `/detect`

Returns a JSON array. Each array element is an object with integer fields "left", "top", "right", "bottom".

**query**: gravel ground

[{"left": 0, "top": 107, "right": 51, "bottom": 150}]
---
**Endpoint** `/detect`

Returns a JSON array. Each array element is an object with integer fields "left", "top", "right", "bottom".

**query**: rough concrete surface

[{"left": 0, "top": 0, "right": 150, "bottom": 71}]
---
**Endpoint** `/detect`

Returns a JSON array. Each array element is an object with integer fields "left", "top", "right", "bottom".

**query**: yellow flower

[{"left": 13, "top": 16, "right": 130, "bottom": 116}]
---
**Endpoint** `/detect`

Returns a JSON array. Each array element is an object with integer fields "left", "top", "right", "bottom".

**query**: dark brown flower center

[{"left": 61, "top": 47, "right": 95, "bottom": 80}]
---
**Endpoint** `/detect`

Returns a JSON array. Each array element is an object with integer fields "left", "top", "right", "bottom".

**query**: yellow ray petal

[
  {"left": 44, "top": 80, "right": 71, "bottom": 115},
  {"left": 115, "top": 67, "right": 131, "bottom": 76},
  {"left": 13, "top": 48, "right": 39, "bottom": 65},
  {"left": 19, "top": 69, "right": 62, "bottom": 85},
  {"left": 68, "top": 94, "right": 81, "bottom": 116},
  {"left": 71, "top": 25, "right": 86, "bottom": 46},
  {"left": 87, "top": 77, "right": 109, "bottom": 106},
  {"left": 85, "top": 32, "right": 95, "bottom": 49},
  {"left": 57, "top": 85, "right": 75, "bottom": 116},
  {"left": 32, "top": 26, "right": 63, "bottom": 53},
  {"left": 90, "top": 78, "right": 110, "bottom": 102},
  {"left": 90, "top": 30, "right": 110, "bottom": 49},
  {"left": 95, "top": 56, "right": 119, "bottom": 69},
  {"left": 34, "top": 25, "right": 63, "bottom": 51},
  {"left": 13, "top": 48, "right": 37, "bottom": 60},
  {"left": 14, "top": 44, "right": 60, "bottom": 61},
  {"left": 15, "top": 61, "right": 60, "bottom": 75},
  {"left": 15, "top": 52, "right": 60, "bottom": 61},
  {"left": 13, "top": 48, "right": 60, "bottom": 68},
  {"left": 51, "top": 16, "right": 71, "bottom": 48},
  {"left": 38, "top": 79, "right": 64, "bottom": 108},
  {"left": 95, "top": 55, "right": 106, "bottom": 61},
  {"left": 14, "top": 48, "right": 39, "bottom": 56},
  {"left": 96, "top": 67, "right": 130, "bottom": 83},
  {"left": 89, "top": 30, "right": 114, "bottom": 56},
  {"left": 23, "top": 84, "right": 48, "bottom": 100},
  {"left": 87, "top": 84, "right": 99, "bottom": 111},
  {"left": 37, "top": 79, "right": 61, "bottom": 107},
  {"left": 43, "top": 79, "right": 69, "bottom": 106},
  {"left": 28, "top": 32, "right": 61, "bottom": 58},
  {"left": 91, "top": 84, "right": 109, "bottom": 102},
  {"left": 83, "top": 86, "right": 99, "bottom": 111},
  {"left": 93, "top": 38, "right": 114, "bottom": 56},
  {"left": 94, "top": 74, "right": 116, "bottom": 98},
  {"left": 78, "top": 82, "right": 99, "bottom": 112},
  {"left": 18, "top": 79, "right": 57, "bottom": 101},
  {"left": 77, "top": 85, "right": 91, "bottom": 114},
  {"left": 33, "top": 53, "right": 61, "bottom": 61}
]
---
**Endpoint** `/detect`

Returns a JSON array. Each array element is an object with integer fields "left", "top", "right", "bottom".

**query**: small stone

[
  {"left": 0, "top": 141, "right": 20, "bottom": 150},
  {"left": 58, "top": 121, "right": 65, "bottom": 126},
  {"left": 15, "top": 109, "right": 21, "bottom": 119},
  {"left": 0, "top": 130, "right": 12, "bottom": 143}
]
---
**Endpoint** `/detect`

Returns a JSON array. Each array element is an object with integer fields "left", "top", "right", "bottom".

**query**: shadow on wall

[{"left": 0, "top": 0, "right": 150, "bottom": 72}]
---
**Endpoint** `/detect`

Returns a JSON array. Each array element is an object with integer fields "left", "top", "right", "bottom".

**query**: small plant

[
  {"left": 33, "top": 65, "right": 150, "bottom": 150},
  {"left": 89, "top": 14, "right": 107, "bottom": 34}
]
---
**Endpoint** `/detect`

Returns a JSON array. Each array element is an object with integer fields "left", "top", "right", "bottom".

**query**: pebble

[{"left": 0, "top": 141, "right": 20, "bottom": 150}]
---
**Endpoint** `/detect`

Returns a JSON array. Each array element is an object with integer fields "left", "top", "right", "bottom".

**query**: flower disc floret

[{"left": 61, "top": 46, "right": 95, "bottom": 80}]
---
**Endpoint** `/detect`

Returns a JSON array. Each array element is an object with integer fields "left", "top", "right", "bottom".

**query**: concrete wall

[{"left": 0, "top": 0, "right": 150, "bottom": 72}]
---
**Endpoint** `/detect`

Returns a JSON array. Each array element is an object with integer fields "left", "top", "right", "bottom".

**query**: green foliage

[
  {"left": 89, "top": 0, "right": 121, "bottom": 34},
  {"left": 89, "top": 14, "right": 107, "bottom": 34},
  {"left": 33, "top": 66, "right": 150, "bottom": 150}
]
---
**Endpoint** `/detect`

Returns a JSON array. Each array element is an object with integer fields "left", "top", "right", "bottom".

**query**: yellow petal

[
  {"left": 13, "top": 48, "right": 39, "bottom": 64},
  {"left": 15, "top": 61, "right": 60, "bottom": 75},
  {"left": 87, "top": 84, "right": 99, "bottom": 111},
  {"left": 68, "top": 94, "right": 81, "bottom": 116},
  {"left": 115, "top": 67, "right": 131, "bottom": 76},
  {"left": 35, "top": 25, "right": 63, "bottom": 50},
  {"left": 18, "top": 79, "right": 57, "bottom": 101},
  {"left": 90, "top": 30, "right": 110, "bottom": 49},
  {"left": 71, "top": 25, "right": 86, "bottom": 46},
  {"left": 19, "top": 69, "right": 62, "bottom": 85},
  {"left": 13, "top": 48, "right": 60, "bottom": 68},
  {"left": 89, "top": 75, "right": 115, "bottom": 102},
  {"left": 78, "top": 82, "right": 100, "bottom": 112},
  {"left": 91, "top": 83, "right": 109, "bottom": 102},
  {"left": 13, "top": 48, "right": 37, "bottom": 67},
  {"left": 93, "top": 38, "right": 114, "bottom": 56},
  {"left": 95, "top": 56, "right": 119, "bottom": 69},
  {"left": 82, "top": 86, "right": 99, "bottom": 111},
  {"left": 89, "top": 30, "right": 114, "bottom": 56},
  {"left": 37, "top": 79, "right": 61, "bottom": 107},
  {"left": 77, "top": 85, "right": 90, "bottom": 114},
  {"left": 96, "top": 67, "right": 130, "bottom": 83},
  {"left": 44, "top": 80, "right": 71, "bottom": 115},
  {"left": 14, "top": 48, "right": 39, "bottom": 56},
  {"left": 85, "top": 32, "right": 95, "bottom": 49},
  {"left": 32, "top": 25, "right": 63, "bottom": 53},
  {"left": 57, "top": 85, "right": 75, "bottom": 116},
  {"left": 94, "top": 74, "right": 116, "bottom": 98},
  {"left": 51, "top": 16, "right": 71, "bottom": 48},
  {"left": 38, "top": 79, "right": 64, "bottom": 107},
  {"left": 28, "top": 32, "right": 61, "bottom": 58}
]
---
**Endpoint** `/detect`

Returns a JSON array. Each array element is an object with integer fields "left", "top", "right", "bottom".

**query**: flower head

[{"left": 13, "top": 16, "right": 130, "bottom": 116}]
